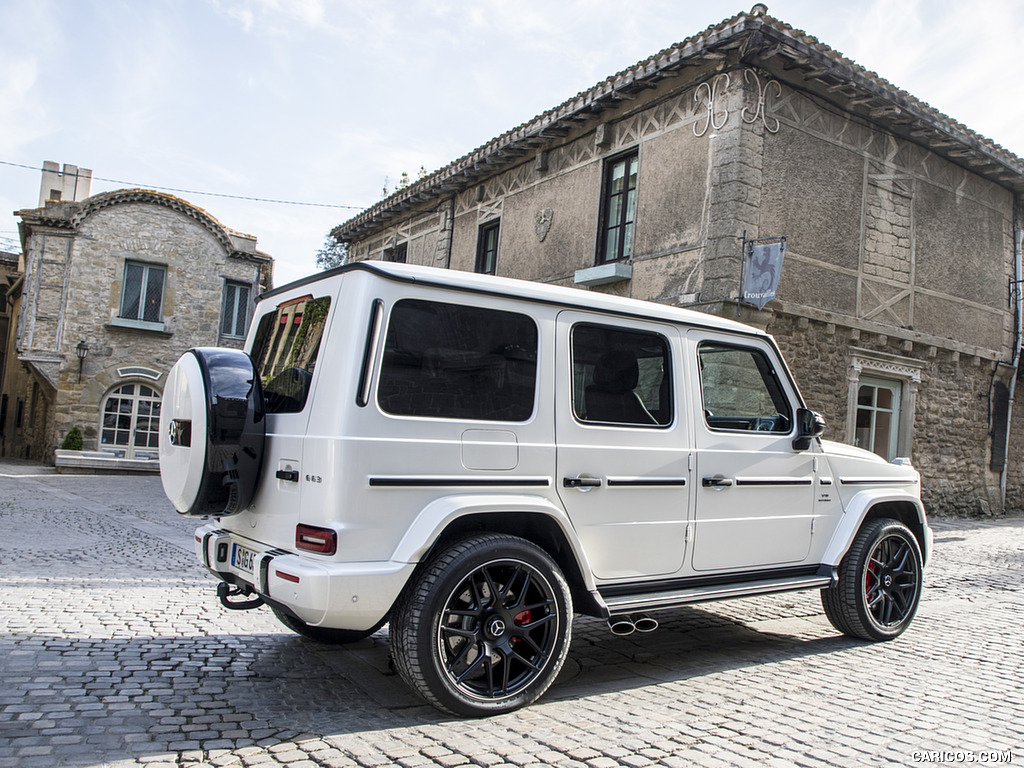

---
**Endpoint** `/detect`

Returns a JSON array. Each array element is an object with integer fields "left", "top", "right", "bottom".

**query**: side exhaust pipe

[
  {"left": 607, "top": 614, "right": 659, "bottom": 636},
  {"left": 608, "top": 616, "right": 636, "bottom": 636},
  {"left": 632, "top": 614, "right": 659, "bottom": 633}
]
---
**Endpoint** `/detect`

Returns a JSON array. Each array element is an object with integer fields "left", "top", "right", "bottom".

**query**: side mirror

[{"left": 793, "top": 408, "right": 825, "bottom": 451}]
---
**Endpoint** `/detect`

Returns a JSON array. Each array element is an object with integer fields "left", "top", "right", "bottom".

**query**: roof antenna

[{"left": 750, "top": 3, "right": 768, "bottom": 15}]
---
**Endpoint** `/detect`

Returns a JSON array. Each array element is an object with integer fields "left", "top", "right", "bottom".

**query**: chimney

[{"left": 39, "top": 161, "right": 93, "bottom": 207}]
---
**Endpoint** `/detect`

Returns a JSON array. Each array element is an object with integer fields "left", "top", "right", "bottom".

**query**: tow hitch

[{"left": 217, "top": 582, "right": 264, "bottom": 610}]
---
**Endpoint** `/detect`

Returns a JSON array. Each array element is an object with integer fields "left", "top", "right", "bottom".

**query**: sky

[{"left": 1, "top": 0, "right": 1022, "bottom": 287}]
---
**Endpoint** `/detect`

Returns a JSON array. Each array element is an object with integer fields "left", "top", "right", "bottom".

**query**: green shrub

[{"left": 61, "top": 426, "right": 84, "bottom": 451}]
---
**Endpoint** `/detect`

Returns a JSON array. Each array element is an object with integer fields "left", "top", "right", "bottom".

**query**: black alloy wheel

[
  {"left": 863, "top": 529, "right": 920, "bottom": 629},
  {"left": 821, "top": 517, "right": 923, "bottom": 641},
  {"left": 391, "top": 533, "right": 572, "bottom": 717}
]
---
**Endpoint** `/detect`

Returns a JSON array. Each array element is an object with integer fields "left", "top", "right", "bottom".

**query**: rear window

[
  {"left": 377, "top": 299, "right": 538, "bottom": 421},
  {"left": 571, "top": 323, "right": 672, "bottom": 427},
  {"left": 251, "top": 295, "right": 331, "bottom": 414}
]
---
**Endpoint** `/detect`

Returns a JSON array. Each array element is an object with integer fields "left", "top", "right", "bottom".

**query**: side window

[
  {"left": 378, "top": 299, "right": 537, "bottom": 421},
  {"left": 251, "top": 295, "right": 331, "bottom": 413},
  {"left": 698, "top": 342, "right": 792, "bottom": 432},
  {"left": 572, "top": 324, "right": 671, "bottom": 427}
]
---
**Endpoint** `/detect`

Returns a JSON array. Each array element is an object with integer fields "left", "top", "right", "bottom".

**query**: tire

[
  {"left": 270, "top": 605, "right": 383, "bottom": 645},
  {"left": 390, "top": 533, "right": 573, "bottom": 717},
  {"left": 821, "top": 518, "right": 923, "bottom": 641},
  {"left": 159, "top": 348, "right": 266, "bottom": 517}
]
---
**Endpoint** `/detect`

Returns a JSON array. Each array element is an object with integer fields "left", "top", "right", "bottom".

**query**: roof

[
  {"left": 262, "top": 259, "right": 764, "bottom": 337},
  {"left": 15, "top": 188, "right": 271, "bottom": 263},
  {"left": 334, "top": 5, "right": 1024, "bottom": 242}
]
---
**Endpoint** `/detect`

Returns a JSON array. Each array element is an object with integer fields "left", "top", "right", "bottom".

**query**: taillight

[{"left": 295, "top": 524, "right": 337, "bottom": 554}]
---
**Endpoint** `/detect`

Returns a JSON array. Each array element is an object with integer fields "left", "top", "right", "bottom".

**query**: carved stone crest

[{"left": 535, "top": 208, "right": 553, "bottom": 242}]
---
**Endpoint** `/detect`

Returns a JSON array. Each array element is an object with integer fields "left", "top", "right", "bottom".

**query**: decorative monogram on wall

[
  {"left": 693, "top": 73, "right": 731, "bottom": 137},
  {"left": 741, "top": 69, "right": 782, "bottom": 134},
  {"left": 535, "top": 208, "right": 553, "bottom": 242}
]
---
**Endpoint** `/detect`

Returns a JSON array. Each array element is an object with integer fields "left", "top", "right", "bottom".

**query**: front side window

[
  {"left": 698, "top": 342, "right": 792, "bottom": 432},
  {"left": 119, "top": 262, "right": 165, "bottom": 323},
  {"left": 222, "top": 281, "right": 252, "bottom": 339},
  {"left": 572, "top": 324, "right": 671, "bottom": 426},
  {"left": 378, "top": 299, "right": 538, "bottom": 421},
  {"left": 101, "top": 383, "right": 161, "bottom": 458},
  {"left": 476, "top": 220, "right": 500, "bottom": 275},
  {"left": 251, "top": 295, "right": 331, "bottom": 413},
  {"left": 597, "top": 151, "right": 639, "bottom": 264}
]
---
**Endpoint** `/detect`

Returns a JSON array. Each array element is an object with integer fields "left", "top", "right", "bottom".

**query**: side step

[{"left": 601, "top": 572, "right": 833, "bottom": 615}]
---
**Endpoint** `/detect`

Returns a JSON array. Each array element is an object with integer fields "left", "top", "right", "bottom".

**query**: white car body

[{"left": 161, "top": 261, "right": 931, "bottom": 715}]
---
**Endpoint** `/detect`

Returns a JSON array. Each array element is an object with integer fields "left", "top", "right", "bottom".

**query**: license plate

[{"left": 230, "top": 543, "right": 257, "bottom": 575}]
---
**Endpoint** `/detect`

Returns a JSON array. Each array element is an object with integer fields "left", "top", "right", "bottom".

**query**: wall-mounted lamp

[{"left": 76, "top": 340, "right": 89, "bottom": 383}]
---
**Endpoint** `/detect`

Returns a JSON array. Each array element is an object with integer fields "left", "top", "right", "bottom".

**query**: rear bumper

[{"left": 195, "top": 524, "right": 414, "bottom": 632}]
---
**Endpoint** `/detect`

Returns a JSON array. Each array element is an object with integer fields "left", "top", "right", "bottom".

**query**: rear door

[
  {"left": 688, "top": 330, "right": 815, "bottom": 572},
  {"left": 554, "top": 312, "right": 691, "bottom": 581}
]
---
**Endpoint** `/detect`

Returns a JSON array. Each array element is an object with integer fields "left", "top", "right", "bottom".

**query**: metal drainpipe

[{"left": 999, "top": 198, "right": 1023, "bottom": 511}]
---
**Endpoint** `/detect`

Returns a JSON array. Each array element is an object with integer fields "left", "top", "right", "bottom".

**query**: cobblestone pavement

[{"left": 1, "top": 460, "right": 1021, "bottom": 768}]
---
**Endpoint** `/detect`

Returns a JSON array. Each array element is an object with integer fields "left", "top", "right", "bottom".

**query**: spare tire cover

[{"left": 159, "top": 348, "right": 266, "bottom": 517}]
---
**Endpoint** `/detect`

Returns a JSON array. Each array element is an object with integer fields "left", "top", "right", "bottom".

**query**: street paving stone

[{"left": 0, "top": 461, "right": 1021, "bottom": 767}]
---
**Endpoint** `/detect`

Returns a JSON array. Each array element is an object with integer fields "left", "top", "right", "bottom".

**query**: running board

[{"left": 601, "top": 573, "right": 833, "bottom": 615}]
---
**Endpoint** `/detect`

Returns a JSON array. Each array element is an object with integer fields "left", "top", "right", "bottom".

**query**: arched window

[{"left": 100, "top": 383, "right": 162, "bottom": 459}]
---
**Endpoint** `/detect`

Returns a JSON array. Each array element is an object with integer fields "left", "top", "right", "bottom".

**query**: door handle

[
  {"left": 563, "top": 476, "right": 602, "bottom": 488},
  {"left": 702, "top": 476, "right": 734, "bottom": 488},
  {"left": 276, "top": 470, "right": 300, "bottom": 482}
]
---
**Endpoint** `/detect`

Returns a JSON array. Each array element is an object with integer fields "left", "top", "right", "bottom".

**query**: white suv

[{"left": 159, "top": 262, "right": 932, "bottom": 717}]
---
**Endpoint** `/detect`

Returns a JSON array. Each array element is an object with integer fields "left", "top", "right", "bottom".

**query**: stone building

[
  {"left": 333, "top": 6, "right": 1024, "bottom": 517},
  {"left": 0, "top": 165, "right": 273, "bottom": 465}
]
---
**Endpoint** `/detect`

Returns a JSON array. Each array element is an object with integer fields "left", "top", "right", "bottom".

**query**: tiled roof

[
  {"left": 17, "top": 189, "right": 269, "bottom": 262},
  {"left": 334, "top": 6, "right": 1023, "bottom": 242}
]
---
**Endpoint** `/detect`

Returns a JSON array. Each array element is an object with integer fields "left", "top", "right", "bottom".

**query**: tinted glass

[
  {"left": 571, "top": 324, "right": 672, "bottom": 426},
  {"left": 378, "top": 299, "right": 538, "bottom": 421}
]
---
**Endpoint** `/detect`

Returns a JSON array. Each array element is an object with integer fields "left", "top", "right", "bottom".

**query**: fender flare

[
  {"left": 821, "top": 488, "right": 931, "bottom": 566},
  {"left": 389, "top": 492, "right": 598, "bottom": 592}
]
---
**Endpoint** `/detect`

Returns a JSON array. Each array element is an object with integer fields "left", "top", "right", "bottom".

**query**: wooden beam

[
  {"left": 802, "top": 65, "right": 832, "bottom": 80},
  {"left": 869, "top": 105, "right": 902, "bottom": 119}
]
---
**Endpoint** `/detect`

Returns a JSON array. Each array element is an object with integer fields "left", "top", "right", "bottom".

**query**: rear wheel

[
  {"left": 821, "top": 518, "right": 923, "bottom": 641},
  {"left": 391, "top": 534, "right": 572, "bottom": 717},
  {"left": 270, "top": 605, "right": 383, "bottom": 645}
]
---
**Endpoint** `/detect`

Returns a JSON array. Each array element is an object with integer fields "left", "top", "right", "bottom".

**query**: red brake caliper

[{"left": 512, "top": 610, "right": 532, "bottom": 643}]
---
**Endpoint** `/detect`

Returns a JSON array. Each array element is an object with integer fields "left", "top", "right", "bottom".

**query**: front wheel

[
  {"left": 391, "top": 533, "right": 573, "bottom": 717},
  {"left": 821, "top": 518, "right": 923, "bottom": 641}
]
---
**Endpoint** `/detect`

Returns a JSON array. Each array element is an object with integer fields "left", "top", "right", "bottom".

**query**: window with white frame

[
  {"left": 119, "top": 262, "right": 165, "bottom": 324},
  {"left": 222, "top": 281, "right": 252, "bottom": 338},
  {"left": 846, "top": 353, "right": 922, "bottom": 462},
  {"left": 855, "top": 375, "right": 902, "bottom": 461},
  {"left": 100, "top": 383, "right": 162, "bottom": 459}
]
